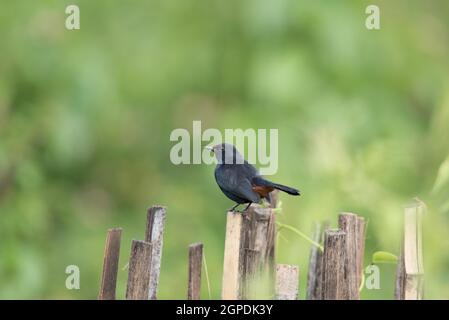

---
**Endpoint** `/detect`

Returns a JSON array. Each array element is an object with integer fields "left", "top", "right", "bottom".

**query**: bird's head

[{"left": 205, "top": 143, "right": 244, "bottom": 164}]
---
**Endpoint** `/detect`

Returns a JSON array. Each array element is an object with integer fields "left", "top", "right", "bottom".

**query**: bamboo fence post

[
  {"left": 269, "top": 190, "right": 279, "bottom": 208},
  {"left": 338, "top": 213, "right": 366, "bottom": 299},
  {"left": 98, "top": 228, "right": 122, "bottom": 300},
  {"left": 356, "top": 215, "right": 366, "bottom": 288},
  {"left": 275, "top": 264, "right": 299, "bottom": 300},
  {"left": 221, "top": 205, "right": 275, "bottom": 300},
  {"left": 187, "top": 242, "right": 203, "bottom": 300},
  {"left": 144, "top": 205, "right": 167, "bottom": 300},
  {"left": 266, "top": 207, "right": 277, "bottom": 288},
  {"left": 221, "top": 212, "right": 244, "bottom": 300},
  {"left": 306, "top": 222, "right": 327, "bottom": 300},
  {"left": 267, "top": 190, "right": 278, "bottom": 277},
  {"left": 267, "top": 190, "right": 278, "bottom": 274},
  {"left": 322, "top": 229, "right": 347, "bottom": 300},
  {"left": 243, "top": 206, "right": 270, "bottom": 262},
  {"left": 241, "top": 206, "right": 274, "bottom": 299},
  {"left": 395, "top": 245, "right": 406, "bottom": 299},
  {"left": 243, "top": 248, "right": 261, "bottom": 299},
  {"left": 395, "top": 203, "right": 424, "bottom": 300},
  {"left": 126, "top": 240, "right": 153, "bottom": 300}
]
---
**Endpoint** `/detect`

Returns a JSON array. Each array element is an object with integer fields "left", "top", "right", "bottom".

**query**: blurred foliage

[{"left": 0, "top": 0, "right": 449, "bottom": 299}]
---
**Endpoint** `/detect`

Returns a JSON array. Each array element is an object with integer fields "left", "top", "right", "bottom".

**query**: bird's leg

[
  {"left": 242, "top": 202, "right": 252, "bottom": 212},
  {"left": 228, "top": 203, "right": 241, "bottom": 213}
]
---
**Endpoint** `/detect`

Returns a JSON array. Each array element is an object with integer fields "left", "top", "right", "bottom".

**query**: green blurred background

[{"left": 1, "top": 0, "right": 449, "bottom": 299}]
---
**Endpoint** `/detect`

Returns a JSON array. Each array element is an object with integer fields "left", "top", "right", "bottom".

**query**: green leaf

[
  {"left": 372, "top": 251, "right": 398, "bottom": 264},
  {"left": 432, "top": 155, "right": 449, "bottom": 194}
]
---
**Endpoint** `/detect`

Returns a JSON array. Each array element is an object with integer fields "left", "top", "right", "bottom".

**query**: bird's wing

[
  {"left": 234, "top": 179, "right": 261, "bottom": 203},
  {"left": 215, "top": 165, "right": 261, "bottom": 203},
  {"left": 243, "top": 160, "right": 259, "bottom": 176}
]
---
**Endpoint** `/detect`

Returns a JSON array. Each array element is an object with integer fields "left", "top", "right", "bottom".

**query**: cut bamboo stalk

[
  {"left": 268, "top": 190, "right": 279, "bottom": 208},
  {"left": 98, "top": 228, "right": 122, "bottom": 300},
  {"left": 243, "top": 207, "right": 271, "bottom": 266},
  {"left": 126, "top": 240, "right": 152, "bottom": 300},
  {"left": 395, "top": 202, "right": 424, "bottom": 300},
  {"left": 144, "top": 205, "right": 167, "bottom": 300},
  {"left": 241, "top": 206, "right": 274, "bottom": 299},
  {"left": 187, "top": 242, "right": 203, "bottom": 300},
  {"left": 221, "top": 212, "right": 244, "bottom": 300},
  {"left": 338, "top": 213, "right": 362, "bottom": 299},
  {"left": 306, "top": 222, "right": 327, "bottom": 300},
  {"left": 222, "top": 205, "right": 275, "bottom": 300},
  {"left": 243, "top": 248, "right": 261, "bottom": 299},
  {"left": 355, "top": 215, "right": 366, "bottom": 289},
  {"left": 275, "top": 264, "right": 299, "bottom": 300},
  {"left": 265, "top": 207, "right": 277, "bottom": 290},
  {"left": 322, "top": 229, "right": 347, "bottom": 300}
]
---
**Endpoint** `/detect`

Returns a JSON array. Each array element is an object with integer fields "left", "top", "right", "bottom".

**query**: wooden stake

[
  {"left": 222, "top": 205, "right": 276, "bottom": 300},
  {"left": 241, "top": 206, "right": 275, "bottom": 299},
  {"left": 126, "top": 240, "right": 152, "bottom": 300},
  {"left": 395, "top": 203, "right": 424, "bottom": 299},
  {"left": 243, "top": 207, "right": 272, "bottom": 265},
  {"left": 98, "top": 228, "right": 122, "bottom": 300},
  {"left": 395, "top": 245, "right": 406, "bottom": 299},
  {"left": 221, "top": 212, "right": 244, "bottom": 300},
  {"left": 267, "top": 190, "right": 278, "bottom": 274},
  {"left": 268, "top": 190, "right": 279, "bottom": 208},
  {"left": 187, "top": 242, "right": 203, "bottom": 300},
  {"left": 144, "top": 205, "right": 167, "bottom": 300},
  {"left": 243, "top": 248, "right": 261, "bottom": 299},
  {"left": 306, "top": 222, "right": 327, "bottom": 300},
  {"left": 356, "top": 216, "right": 366, "bottom": 289},
  {"left": 265, "top": 208, "right": 277, "bottom": 294},
  {"left": 275, "top": 264, "right": 299, "bottom": 300},
  {"left": 338, "top": 213, "right": 363, "bottom": 299},
  {"left": 322, "top": 229, "right": 347, "bottom": 300}
]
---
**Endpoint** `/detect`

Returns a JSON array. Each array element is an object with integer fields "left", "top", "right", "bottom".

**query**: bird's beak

[{"left": 205, "top": 145, "right": 214, "bottom": 152}]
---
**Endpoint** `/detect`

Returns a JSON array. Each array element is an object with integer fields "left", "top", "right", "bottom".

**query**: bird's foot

[
  {"left": 227, "top": 203, "right": 253, "bottom": 214},
  {"left": 241, "top": 202, "right": 252, "bottom": 212},
  {"left": 228, "top": 203, "right": 241, "bottom": 213},
  {"left": 230, "top": 205, "right": 252, "bottom": 214}
]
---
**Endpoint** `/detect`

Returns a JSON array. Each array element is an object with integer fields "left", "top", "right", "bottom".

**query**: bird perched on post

[{"left": 206, "top": 143, "right": 300, "bottom": 212}]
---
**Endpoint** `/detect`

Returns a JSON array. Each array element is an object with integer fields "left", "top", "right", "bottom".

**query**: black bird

[{"left": 206, "top": 143, "right": 300, "bottom": 212}]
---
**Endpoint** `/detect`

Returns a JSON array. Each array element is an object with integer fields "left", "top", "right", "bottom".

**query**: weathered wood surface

[
  {"left": 187, "top": 242, "right": 203, "bottom": 300},
  {"left": 275, "top": 264, "right": 299, "bottom": 300},
  {"left": 243, "top": 206, "right": 272, "bottom": 266},
  {"left": 268, "top": 190, "right": 279, "bottom": 208},
  {"left": 395, "top": 203, "right": 424, "bottom": 300},
  {"left": 222, "top": 205, "right": 275, "bottom": 300},
  {"left": 338, "top": 213, "right": 365, "bottom": 299},
  {"left": 395, "top": 245, "right": 406, "bottom": 299},
  {"left": 221, "top": 212, "right": 244, "bottom": 300},
  {"left": 322, "top": 229, "right": 347, "bottom": 300},
  {"left": 267, "top": 190, "right": 278, "bottom": 280},
  {"left": 241, "top": 206, "right": 275, "bottom": 299},
  {"left": 265, "top": 207, "right": 277, "bottom": 289},
  {"left": 306, "top": 222, "right": 327, "bottom": 300},
  {"left": 98, "top": 228, "right": 122, "bottom": 300},
  {"left": 243, "top": 248, "right": 261, "bottom": 299},
  {"left": 355, "top": 215, "right": 366, "bottom": 288},
  {"left": 126, "top": 240, "right": 153, "bottom": 300},
  {"left": 144, "top": 205, "right": 167, "bottom": 300}
]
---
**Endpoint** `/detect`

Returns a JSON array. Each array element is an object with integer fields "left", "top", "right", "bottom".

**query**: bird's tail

[
  {"left": 252, "top": 177, "right": 300, "bottom": 196},
  {"left": 272, "top": 183, "right": 300, "bottom": 196}
]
